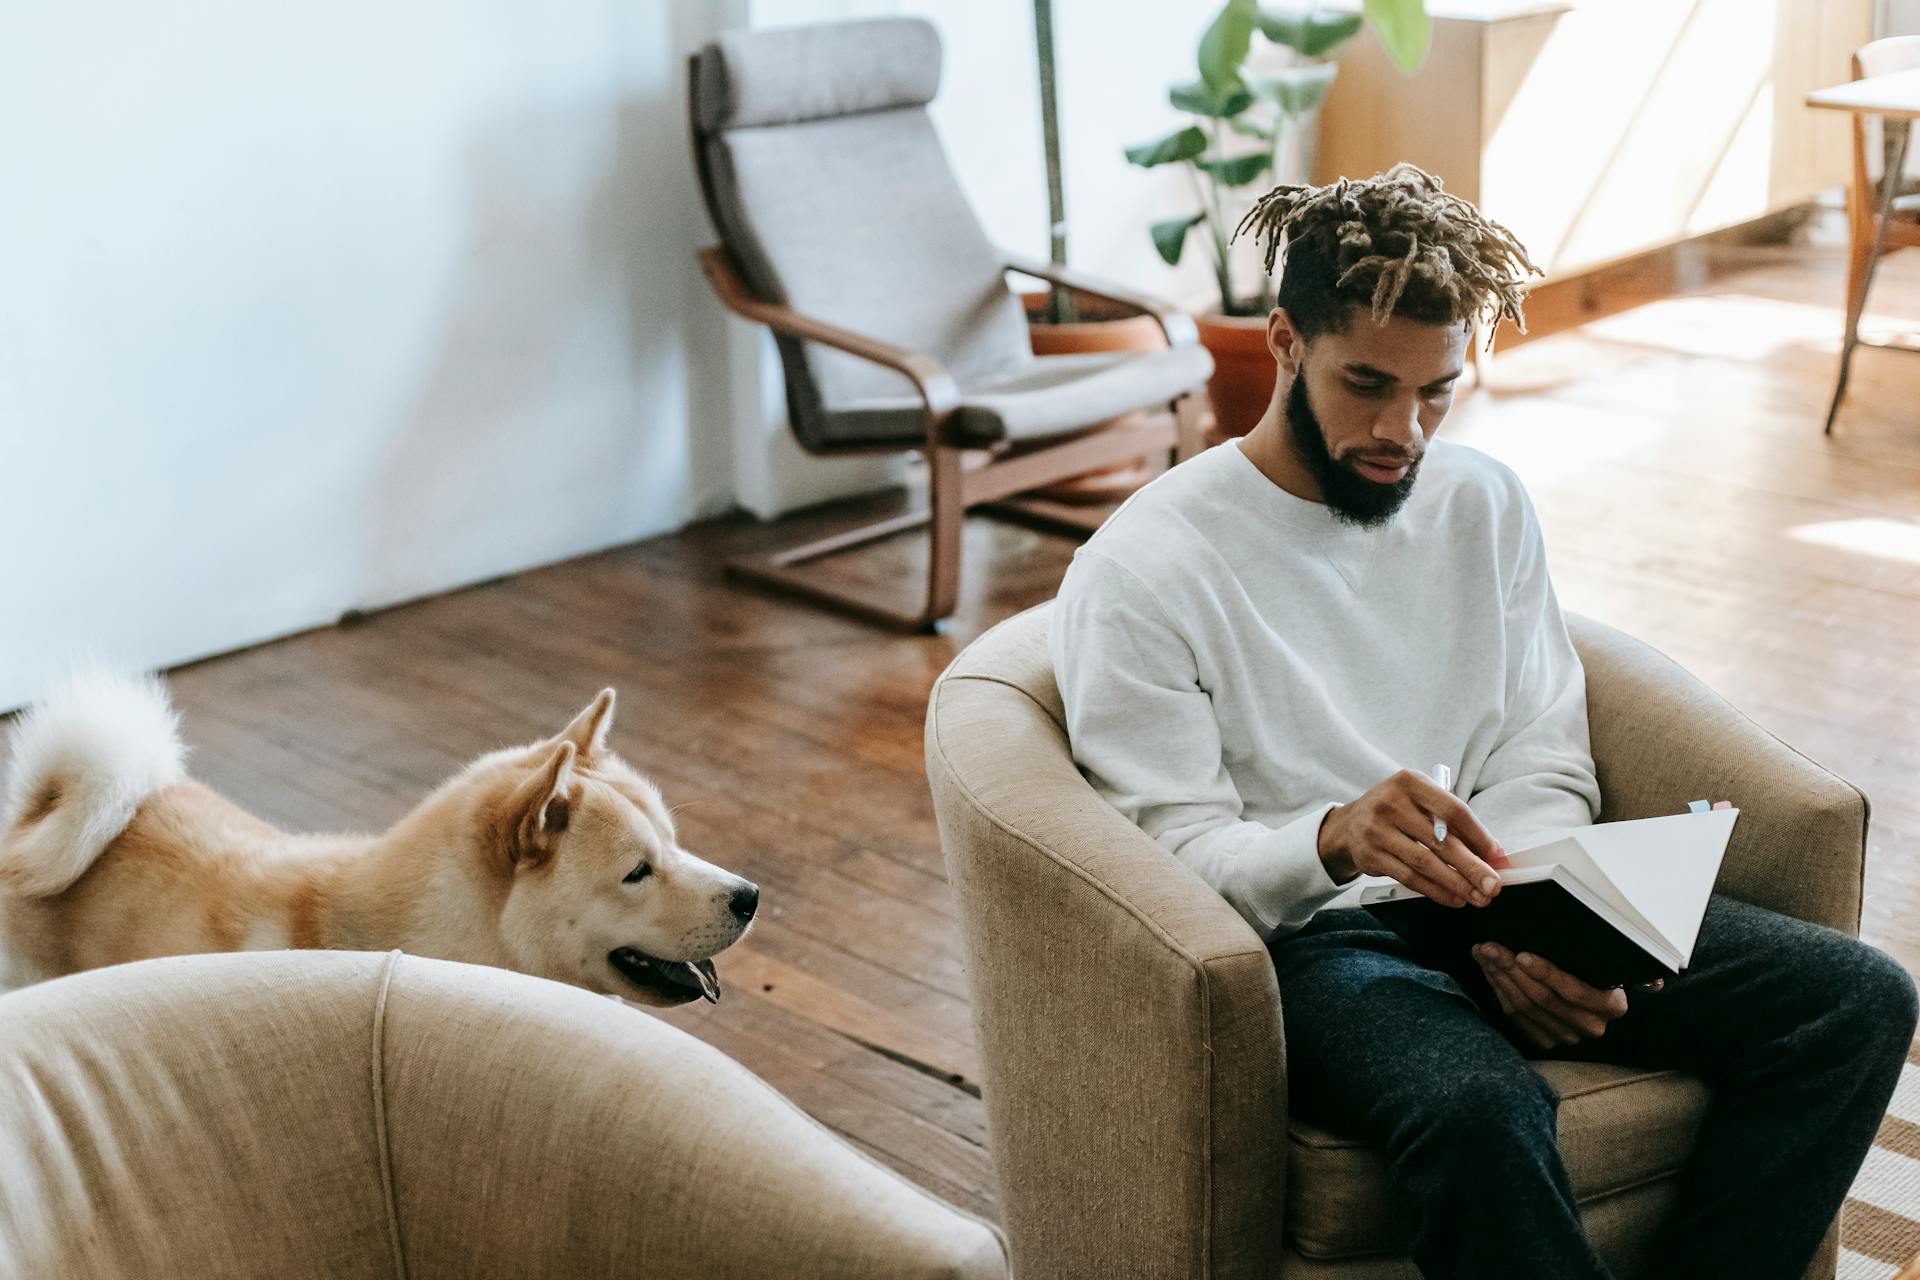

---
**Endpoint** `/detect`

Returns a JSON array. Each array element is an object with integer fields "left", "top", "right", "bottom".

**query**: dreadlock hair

[{"left": 1233, "top": 163, "right": 1541, "bottom": 347}]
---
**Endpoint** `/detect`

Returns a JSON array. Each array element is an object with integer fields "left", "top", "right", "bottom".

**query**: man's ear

[
  {"left": 554, "top": 688, "right": 616, "bottom": 758},
  {"left": 1267, "top": 307, "right": 1305, "bottom": 380},
  {"left": 507, "top": 740, "right": 577, "bottom": 869}
]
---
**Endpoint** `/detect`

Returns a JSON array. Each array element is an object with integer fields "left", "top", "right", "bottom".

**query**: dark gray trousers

[{"left": 1270, "top": 893, "right": 1917, "bottom": 1279}]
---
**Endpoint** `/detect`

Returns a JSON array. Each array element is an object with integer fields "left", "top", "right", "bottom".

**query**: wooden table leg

[{"left": 1826, "top": 118, "right": 1914, "bottom": 436}]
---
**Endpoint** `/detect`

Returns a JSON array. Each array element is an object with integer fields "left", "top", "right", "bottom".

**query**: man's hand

[
  {"left": 1472, "top": 943, "right": 1644, "bottom": 1049},
  {"left": 1318, "top": 770, "right": 1510, "bottom": 907},
  {"left": 1466, "top": 798, "right": 1725, "bottom": 1047}
]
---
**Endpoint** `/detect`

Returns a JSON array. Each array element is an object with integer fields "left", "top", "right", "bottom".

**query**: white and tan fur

[{"left": 0, "top": 673, "right": 756, "bottom": 1006}]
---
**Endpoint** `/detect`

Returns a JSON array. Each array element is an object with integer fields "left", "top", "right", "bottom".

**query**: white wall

[
  {"left": 0, "top": 0, "right": 750, "bottom": 711},
  {"left": 0, "top": 0, "right": 1221, "bottom": 709}
]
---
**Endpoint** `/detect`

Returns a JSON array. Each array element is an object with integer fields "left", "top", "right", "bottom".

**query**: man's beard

[{"left": 1286, "top": 375, "right": 1422, "bottom": 529}]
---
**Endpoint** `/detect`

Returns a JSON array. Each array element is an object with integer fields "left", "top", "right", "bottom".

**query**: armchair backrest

[{"left": 689, "top": 18, "right": 1031, "bottom": 450}]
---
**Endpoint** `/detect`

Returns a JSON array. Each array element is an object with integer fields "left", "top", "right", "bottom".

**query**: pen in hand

[{"left": 1430, "top": 763, "right": 1452, "bottom": 845}]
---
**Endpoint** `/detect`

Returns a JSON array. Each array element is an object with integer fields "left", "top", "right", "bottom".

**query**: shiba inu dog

[{"left": 0, "top": 673, "right": 756, "bottom": 1006}]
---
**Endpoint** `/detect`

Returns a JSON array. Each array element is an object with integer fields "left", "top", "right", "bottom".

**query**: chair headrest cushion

[{"left": 695, "top": 17, "right": 942, "bottom": 133}]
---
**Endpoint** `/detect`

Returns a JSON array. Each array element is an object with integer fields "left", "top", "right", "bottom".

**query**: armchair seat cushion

[
  {"left": 828, "top": 344, "right": 1217, "bottom": 449},
  {"left": 1285, "top": 1060, "right": 1709, "bottom": 1259}
]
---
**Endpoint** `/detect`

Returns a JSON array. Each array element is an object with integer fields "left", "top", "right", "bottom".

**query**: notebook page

[{"left": 1569, "top": 810, "right": 1737, "bottom": 967}]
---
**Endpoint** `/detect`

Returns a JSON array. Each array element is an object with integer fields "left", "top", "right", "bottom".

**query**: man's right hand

[{"left": 1317, "top": 770, "right": 1510, "bottom": 908}]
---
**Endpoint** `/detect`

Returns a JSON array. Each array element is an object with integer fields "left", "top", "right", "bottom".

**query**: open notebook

[{"left": 1357, "top": 809, "right": 1739, "bottom": 988}]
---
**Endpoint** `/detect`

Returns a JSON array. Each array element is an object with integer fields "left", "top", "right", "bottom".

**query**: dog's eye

[{"left": 623, "top": 862, "right": 652, "bottom": 884}]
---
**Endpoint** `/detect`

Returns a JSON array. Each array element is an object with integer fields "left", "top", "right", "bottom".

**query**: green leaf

[
  {"left": 1257, "top": 6, "right": 1362, "bottom": 58},
  {"left": 1244, "top": 63, "right": 1339, "bottom": 118},
  {"left": 1124, "top": 126, "right": 1209, "bottom": 168},
  {"left": 1150, "top": 213, "right": 1206, "bottom": 266},
  {"left": 1197, "top": 0, "right": 1258, "bottom": 93},
  {"left": 1169, "top": 78, "right": 1255, "bottom": 119},
  {"left": 1364, "top": 0, "right": 1432, "bottom": 74},
  {"left": 1197, "top": 152, "right": 1273, "bottom": 186}
]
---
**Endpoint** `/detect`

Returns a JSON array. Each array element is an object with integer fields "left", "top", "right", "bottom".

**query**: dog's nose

[{"left": 729, "top": 883, "right": 759, "bottom": 922}]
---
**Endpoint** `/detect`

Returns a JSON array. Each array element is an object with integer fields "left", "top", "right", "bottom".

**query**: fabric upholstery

[
  {"left": 0, "top": 950, "right": 1009, "bottom": 1280},
  {"left": 693, "top": 17, "right": 942, "bottom": 133},
  {"left": 833, "top": 346, "right": 1219, "bottom": 448},
  {"left": 1572, "top": 614, "right": 1867, "bottom": 936},
  {"left": 1285, "top": 1060, "right": 1707, "bottom": 1258},
  {"left": 925, "top": 600, "right": 1857, "bottom": 1280},
  {"left": 691, "top": 18, "right": 1210, "bottom": 451},
  {"left": 1271, "top": 1179, "right": 1683, "bottom": 1280}
]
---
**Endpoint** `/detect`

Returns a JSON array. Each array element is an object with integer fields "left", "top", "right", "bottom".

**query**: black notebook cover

[{"left": 1363, "top": 878, "right": 1676, "bottom": 989}]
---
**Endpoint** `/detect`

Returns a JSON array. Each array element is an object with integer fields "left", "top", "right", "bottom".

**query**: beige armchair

[
  {"left": 0, "top": 950, "right": 1008, "bottom": 1279},
  {"left": 925, "top": 602, "right": 1858, "bottom": 1279},
  {"left": 689, "top": 18, "right": 1211, "bottom": 631}
]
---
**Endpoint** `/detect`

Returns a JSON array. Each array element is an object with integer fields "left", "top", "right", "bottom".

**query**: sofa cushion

[
  {"left": 1285, "top": 1059, "right": 1710, "bottom": 1259},
  {"left": 824, "top": 345, "right": 1216, "bottom": 448}
]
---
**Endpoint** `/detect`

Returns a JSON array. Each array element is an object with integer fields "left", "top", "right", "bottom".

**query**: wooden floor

[{"left": 129, "top": 229, "right": 1920, "bottom": 1221}]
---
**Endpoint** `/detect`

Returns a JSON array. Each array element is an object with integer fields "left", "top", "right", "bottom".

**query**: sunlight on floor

[
  {"left": 1576, "top": 294, "right": 1915, "bottom": 361},
  {"left": 1787, "top": 516, "right": 1920, "bottom": 567},
  {"left": 1446, "top": 394, "right": 1673, "bottom": 487}
]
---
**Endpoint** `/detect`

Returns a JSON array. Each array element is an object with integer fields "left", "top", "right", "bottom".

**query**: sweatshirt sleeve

[
  {"left": 1050, "top": 549, "right": 1349, "bottom": 939},
  {"left": 1466, "top": 486, "right": 1602, "bottom": 848}
]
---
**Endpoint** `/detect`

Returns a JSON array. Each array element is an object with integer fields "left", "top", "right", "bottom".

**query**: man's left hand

[{"left": 1472, "top": 943, "right": 1651, "bottom": 1050}]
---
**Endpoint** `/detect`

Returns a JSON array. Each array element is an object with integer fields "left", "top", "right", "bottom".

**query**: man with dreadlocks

[{"left": 1051, "top": 165, "right": 1913, "bottom": 1278}]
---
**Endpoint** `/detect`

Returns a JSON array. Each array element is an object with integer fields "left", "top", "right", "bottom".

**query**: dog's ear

[
  {"left": 506, "top": 740, "right": 577, "bottom": 869},
  {"left": 554, "top": 688, "right": 616, "bottom": 759}
]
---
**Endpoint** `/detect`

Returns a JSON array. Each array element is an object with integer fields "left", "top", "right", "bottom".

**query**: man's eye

[
  {"left": 623, "top": 863, "right": 653, "bottom": 884},
  {"left": 1423, "top": 383, "right": 1457, "bottom": 399},
  {"left": 1347, "top": 381, "right": 1388, "bottom": 398}
]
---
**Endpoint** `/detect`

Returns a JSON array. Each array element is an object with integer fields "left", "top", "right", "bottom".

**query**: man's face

[{"left": 1276, "top": 311, "right": 1468, "bottom": 528}]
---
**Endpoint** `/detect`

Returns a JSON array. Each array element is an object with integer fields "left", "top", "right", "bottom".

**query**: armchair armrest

[
  {"left": 1002, "top": 252, "right": 1200, "bottom": 348},
  {"left": 925, "top": 613, "right": 1288, "bottom": 1280},
  {"left": 697, "top": 246, "right": 961, "bottom": 420},
  {"left": 1568, "top": 613, "right": 1867, "bottom": 936}
]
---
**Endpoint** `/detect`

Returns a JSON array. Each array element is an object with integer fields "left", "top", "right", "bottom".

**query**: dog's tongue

[{"left": 661, "top": 958, "right": 719, "bottom": 1003}]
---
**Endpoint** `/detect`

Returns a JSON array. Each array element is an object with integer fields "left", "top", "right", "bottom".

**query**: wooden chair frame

[{"left": 698, "top": 246, "right": 1209, "bottom": 631}]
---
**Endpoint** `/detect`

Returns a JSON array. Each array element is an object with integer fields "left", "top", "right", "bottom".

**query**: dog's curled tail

[{"left": 0, "top": 671, "right": 185, "bottom": 897}]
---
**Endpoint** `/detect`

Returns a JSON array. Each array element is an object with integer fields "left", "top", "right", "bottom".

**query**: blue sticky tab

[{"left": 1687, "top": 800, "right": 1710, "bottom": 813}]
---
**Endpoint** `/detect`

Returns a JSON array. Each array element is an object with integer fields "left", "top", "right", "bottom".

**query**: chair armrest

[
  {"left": 1002, "top": 252, "right": 1200, "bottom": 348},
  {"left": 697, "top": 246, "right": 961, "bottom": 420},
  {"left": 1568, "top": 613, "right": 1867, "bottom": 936},
  {"left": 926, "top": 661, "right": 1287, "bottom": 1280}
]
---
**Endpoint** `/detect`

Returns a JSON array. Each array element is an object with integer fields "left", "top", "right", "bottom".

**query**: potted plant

[{"left": 1127, "top": 0, "right": 1431, "bottom": 439}]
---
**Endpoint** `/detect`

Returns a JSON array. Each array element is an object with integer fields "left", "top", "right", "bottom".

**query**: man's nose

[{"left": 1375, "top": 398, "right": 1423, "bottom": 448}]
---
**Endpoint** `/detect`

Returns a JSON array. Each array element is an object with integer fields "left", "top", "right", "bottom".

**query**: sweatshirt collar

[{"left": 1219, "top": 439, "right": 1393, "bottom": 591}]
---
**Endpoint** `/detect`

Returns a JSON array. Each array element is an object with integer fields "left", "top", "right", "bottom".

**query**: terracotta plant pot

[
  {"left": 1020, "top": 288, "right": 1166, "bottom": 501},
  {"left": 1021, "top": 288, "right": 1168, "bottom": 357},
  {"left": 1193, "top": 312, "right": 1276, "bottom": 445}
]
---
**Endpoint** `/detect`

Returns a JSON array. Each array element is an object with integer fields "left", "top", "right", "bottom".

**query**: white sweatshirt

[{"left": 1050, "top": 438, "right": 1601, "bottom": 939}]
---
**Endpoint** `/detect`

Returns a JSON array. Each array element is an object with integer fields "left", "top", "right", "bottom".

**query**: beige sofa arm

[
  {"left": 927, "top": 631, "right": 1289, "bottom": 1280},
  {"left": 1568, "top": 613, "right": 1867, "bottom": 936},
  {"left": 0, "top": 951, "right": 1008, "bottom": 1280}
]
